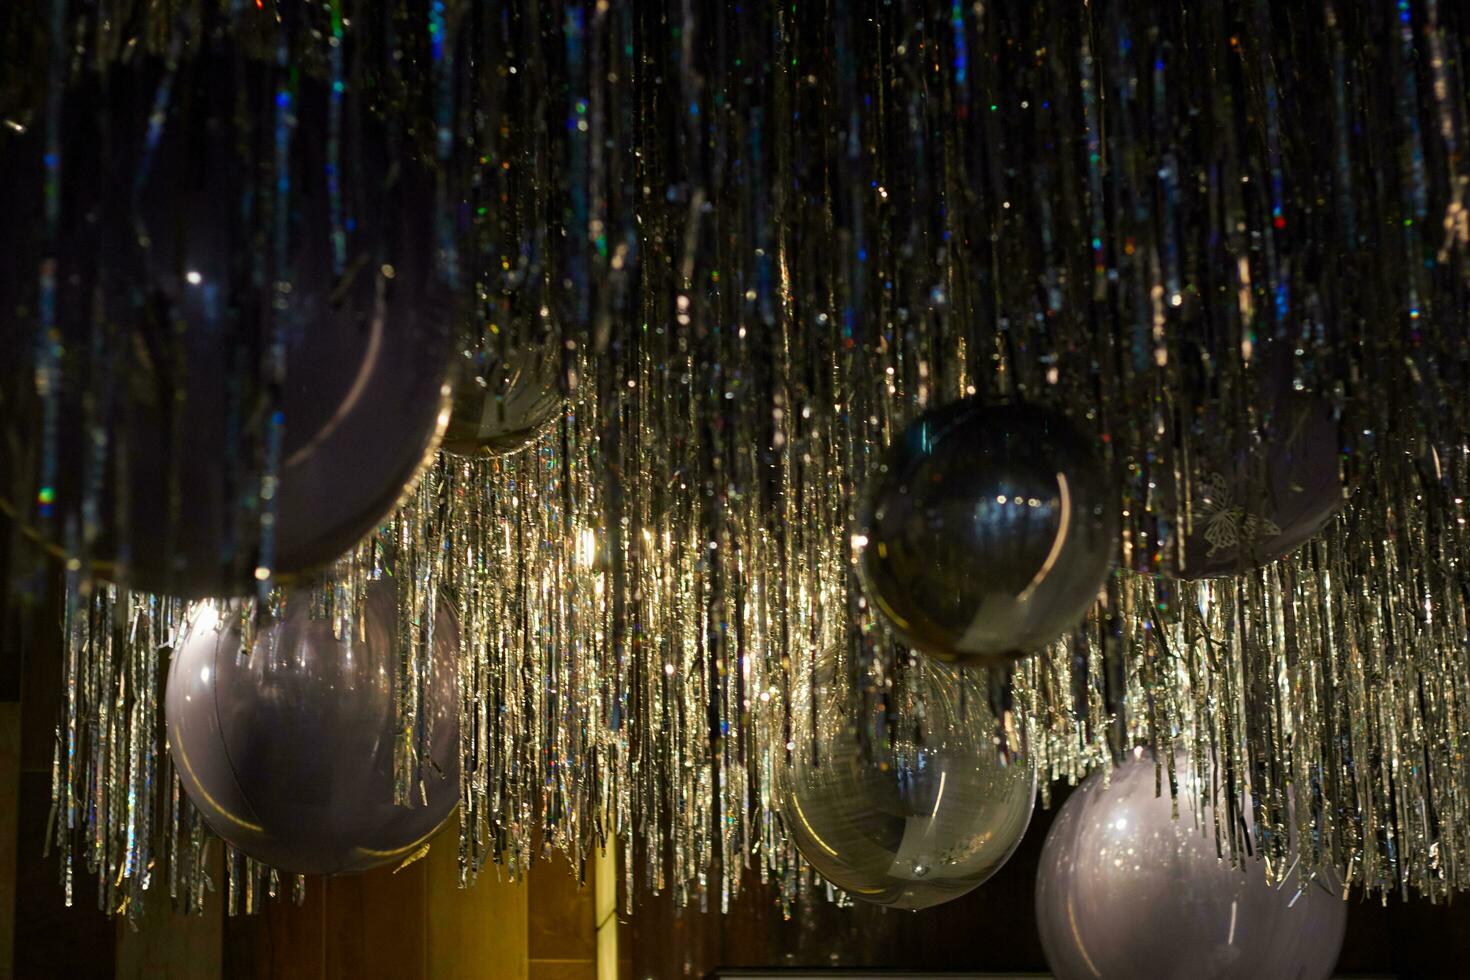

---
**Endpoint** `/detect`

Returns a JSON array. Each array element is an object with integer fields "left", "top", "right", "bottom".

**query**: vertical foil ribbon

[{"left": 21, "top": 0, "right": 1470, "bottom": 920}]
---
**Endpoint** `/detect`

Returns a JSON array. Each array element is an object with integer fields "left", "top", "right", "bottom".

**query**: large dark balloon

[
  {"left": 0, "top": 44, "right": 454, "bottom": 597},
  {"left": 856, "top": 400, "right": 1117, "bottom": 665},
  {"left": 779, "top": 651, "right": 1035, "bottom": 909},
  {"left": 1036, "top": 755, "right": 1347, "bottom": 980},
  {"left": 1136, "top": 345, "right": 1344, "bottom": 579},
  {"left": 165, "top": 582, "right": 459, "bottom": 875},
  {"left": 440, "top": 329, "right": 563, "bottom": 457}
]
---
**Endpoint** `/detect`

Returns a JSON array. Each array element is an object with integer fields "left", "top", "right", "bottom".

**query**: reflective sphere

[
  {"left": 1036, "top": 756, "right": 1347, "bottom": 980},
  {"left": 1136, "top": 344, "right": 1344, "bottom": 579},
  {"left": 779, "top": 651, "right": 1036, "bottom": 909},
  {"left": 165, "top": 582, "right": 459, "bottom": 875},
  {"left": 440, "top": 332, "right": 563, "bottom": 456},
  {"left": 857, "top": 400, "right": 1117, "bottom": 664},
  {"left": 0, "top": 45, "right": 453, "bottom": 597}
]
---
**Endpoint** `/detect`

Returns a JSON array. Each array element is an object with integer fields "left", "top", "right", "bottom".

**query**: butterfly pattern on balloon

[{"left": 1194, "top": 469, "right": 1284, "bottom": 560}]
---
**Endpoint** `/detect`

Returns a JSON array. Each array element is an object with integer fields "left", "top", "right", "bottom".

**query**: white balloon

[{"left": 1036, "top": 755, "right": 1346, "bottom": 980}]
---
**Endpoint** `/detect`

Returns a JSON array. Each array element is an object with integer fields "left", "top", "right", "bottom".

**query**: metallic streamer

[{"left": 24, "top": 0, "right": 1470, "bottom": 922}]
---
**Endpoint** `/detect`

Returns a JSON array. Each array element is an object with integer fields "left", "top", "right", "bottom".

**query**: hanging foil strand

[{"left": 18, "top": 0, "right": 1470, "bottom": 919}]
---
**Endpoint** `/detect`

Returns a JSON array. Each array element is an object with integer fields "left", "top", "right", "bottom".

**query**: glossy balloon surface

[
  {"left": 857, "top": 400, "right": 1117, "bottom": 664},
  {"left": 165, "top": 583, "right": 459, "bottom": 875},
  {"left": 1138, "top": 344, "right": 1344, "bottom": 579},
  {"left": 1036, "top": 757, "right": 1346, "bottom": 980},
  {"left": 779, "top": 652, "right": 1035, "bottom": 909},
  {"left": 0, "top": 47, "right": 453, "bottom": 597},
  {"left": 440, "top": 334, "right": 563, "bottom": 456}
]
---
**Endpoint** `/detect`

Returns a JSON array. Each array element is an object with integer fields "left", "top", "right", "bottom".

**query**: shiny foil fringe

[
  {"left": 49, "top": 438, "right": 1470, "bottom": 918},
  {"left": 16, "top": 0, "right": 1470, "bottom": 921}
]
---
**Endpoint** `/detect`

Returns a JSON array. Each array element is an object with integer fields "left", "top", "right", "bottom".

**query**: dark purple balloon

[
  {"left": 0, "top": 43, "right": 454, "bottom": 597},
  {"left": 165, "top": 582, "right": 459, "bottom": 875},
  {"left": 1136, "top": 347, "right": 1344, "bottom": 579}
]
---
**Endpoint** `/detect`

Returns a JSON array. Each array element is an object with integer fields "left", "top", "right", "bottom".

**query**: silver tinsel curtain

[{"left": 12, "top": 0, "right": 1470, "bottom": 919}]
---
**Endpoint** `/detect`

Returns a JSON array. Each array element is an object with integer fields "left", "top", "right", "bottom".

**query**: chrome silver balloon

[
  {"left": 165, "top": 581, "right": 459, "bottom": 875},
  {"left": 441, "top": 333, "right": 563, "bottom": 457},
  {"left": 857, "top": 399, "right": 1117, "bottom": 664},
  {"left": 779, "top": 651, "right": 1035, "bottom": 910}
]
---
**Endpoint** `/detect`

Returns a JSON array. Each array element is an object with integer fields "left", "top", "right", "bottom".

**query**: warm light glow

[
  {"left": 1018, "top": 472, "right": 1071, "bottom": 603},
  {"left": 789, "top": 794, "right": 838, "bottom": 857},
  {"left": 929, "top": 770, "right": 947, "bottom": 820}
]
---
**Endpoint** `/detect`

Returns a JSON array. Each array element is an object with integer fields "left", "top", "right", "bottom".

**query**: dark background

[{"left": 624, "top": 785, "right": 1470, "bottom": 979}]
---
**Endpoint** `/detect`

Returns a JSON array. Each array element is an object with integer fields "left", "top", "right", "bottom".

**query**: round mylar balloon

[
  {"left": 779, "top": 650, "right": 1035, "bottom": 909},
  {"left": 1137, "top": 344, "right": 1343, "bottom": 579},
  {"left": 1036, "top": 756, "right": 1347, "bottom": 980},
  {"left": 165, "top": 582, "right": 459, "bottom": 875},
  {"left": 440, "top": 328, "right": 563, "bottom": 456},
  {"left": 856, "top": 400, "right": 1117, "bottom": 664},
  {"left": 0, "top": 43, "right": 453, "bottom": 597}
]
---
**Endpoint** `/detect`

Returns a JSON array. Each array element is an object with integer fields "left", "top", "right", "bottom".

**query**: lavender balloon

[
  {"left": 1036, "top": 756, "right": 1346, "bottom": 980},
  {"left": 165, "top": 583, "right": 458, "bottom": 875}
]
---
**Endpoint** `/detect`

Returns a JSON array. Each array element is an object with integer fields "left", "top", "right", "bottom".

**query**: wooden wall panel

[
  {"left": 0, "top": 703, "right": 19, "bottom": 980},
  {"left": 13, "top": 772, "right": 115, "bottom": 979},
  {"left": 424, "top": 826, "right": 528, "bottom": 980},
  {"left": 115, "top": 847, "right": 223, "bottom": 980},
  {"left": 222, "top": 869, "right": 327, "bottom": 980},
  {"left": 14, "top": 580, "right": 115, "bottom": 980},
  {"left": 527, "top": 854, "right": 595, "bottom": 980},
  {"left": 220, "top": 822, "right": 551, "bottom": 980},
  {"left": 324, "top": 857, "right": 428, "bottom": 979},
  {"left": 593, "top": 845, "right": 623, "bottom": 980}
]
